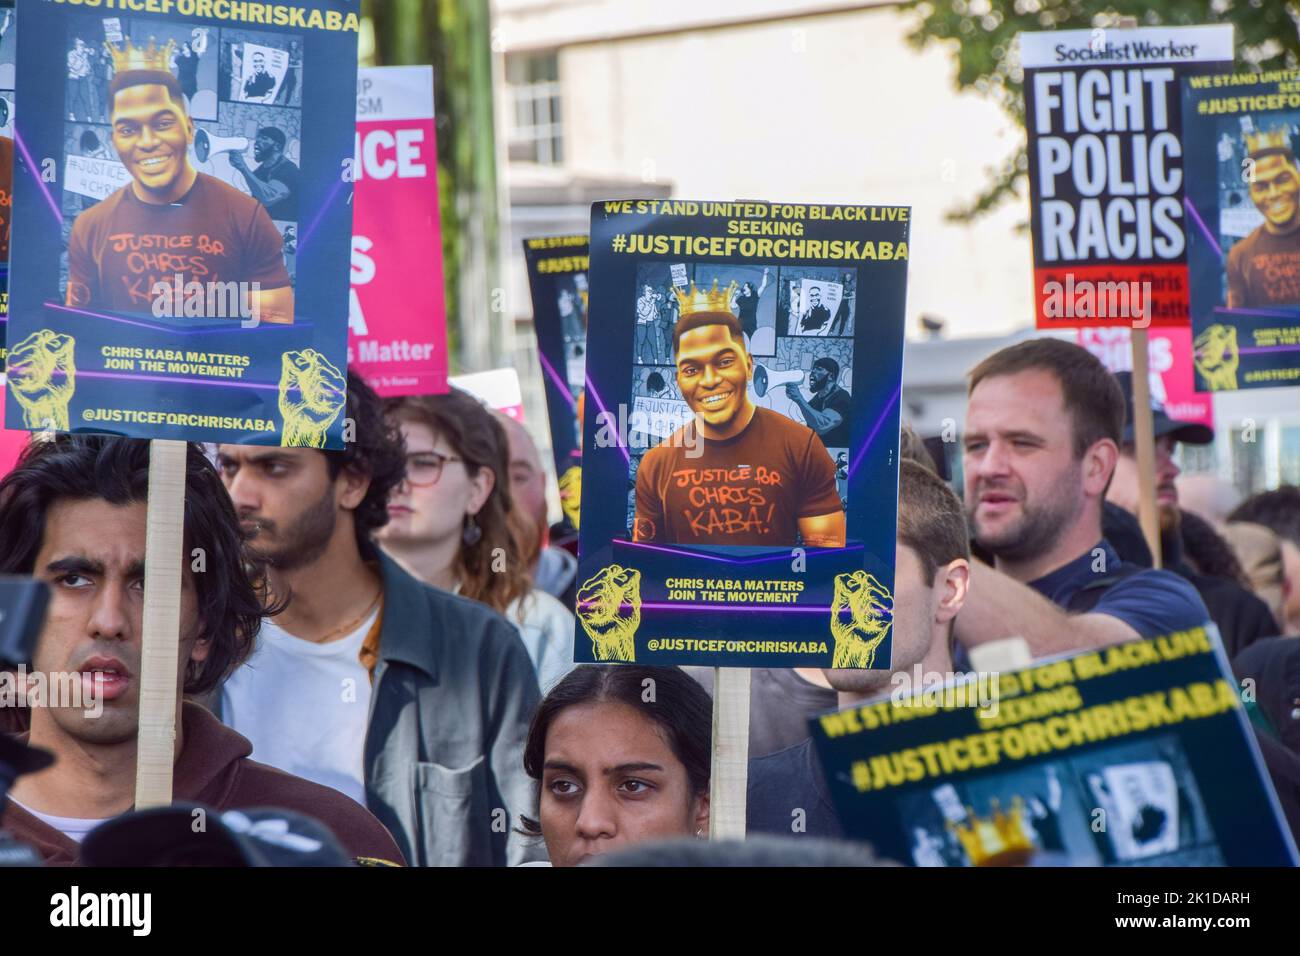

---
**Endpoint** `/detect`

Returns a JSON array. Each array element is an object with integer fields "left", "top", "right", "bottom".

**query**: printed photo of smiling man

[
  {"left": 633, "top": 279, "right": 846, "bottom": 548},
  {"left": 64, "top": 38, "right": 293, "bottom": 323},
  {"left": 1226, "top": 124, "right": 1300, "bottom": 309}
]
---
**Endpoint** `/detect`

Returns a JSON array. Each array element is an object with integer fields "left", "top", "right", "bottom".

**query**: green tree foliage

[
  {"left": 901, "top": 0, "right": 1300, "bottom": 222},
  {"left": 364, "top": 0, "right": 500, "bottom": 367}
]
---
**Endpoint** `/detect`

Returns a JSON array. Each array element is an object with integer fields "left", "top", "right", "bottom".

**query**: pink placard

[
  {"left": 448, "top": 368, "right": 524, "bottom": 423},
  {"left": 347, "top": 66, "right": 448, "bottom": 397},
  {"left": 1077, "top": 327, "right": 1215, "bottom": 431},
  {"left": 0, "top": 390, "right": 28, "bottom": 477}
]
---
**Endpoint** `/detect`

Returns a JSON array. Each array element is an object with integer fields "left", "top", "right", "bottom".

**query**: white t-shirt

[
  {"left": 221, "top": 608, "right": 377, "bottom": 806},
  {"left": 9, "top": 798, "right": 107, "bottom": 843}
]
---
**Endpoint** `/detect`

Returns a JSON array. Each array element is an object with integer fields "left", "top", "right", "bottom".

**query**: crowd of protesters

[{"left": 2, "top": 337, "right": 1298, "bottom": 866}]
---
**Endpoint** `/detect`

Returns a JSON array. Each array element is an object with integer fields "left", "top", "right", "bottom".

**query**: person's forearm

[
  {"left": 953, "top": 561, "right": 1134, "bottom": 656},
  {"left": 251, "top": 289, "right": 293, "bottom": 325},
  {"left": 237, "top": 167, "right": 277, "bottom": 205},
  {"left": 791, "top": 396, "right": 832, "bottom": 433}
]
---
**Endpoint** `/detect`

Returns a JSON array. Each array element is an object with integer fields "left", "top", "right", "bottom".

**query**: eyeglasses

[{"left": 403, "top": 451, "right": 463, "bottom": 487}]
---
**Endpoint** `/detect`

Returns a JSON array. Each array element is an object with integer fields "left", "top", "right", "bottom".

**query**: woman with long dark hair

[
  {"left": 520, "top": 665, "right": 712, "bottom": 866},
  {"left": 377, "top": 390, "right": 573, "bottom": 691}
]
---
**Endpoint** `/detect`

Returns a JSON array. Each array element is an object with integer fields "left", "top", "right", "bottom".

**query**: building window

[
  {"left": 1281, "top": 425, "right": 1300, "bottom": 486},
  {"left": 1177, "top": 442, "right": 1216, "bottom": 478},
  {"left": 506, "top": 52, "right": 562, "bottom": 165},
  {"left": 1231, "top": 423, "right": 1266, "bottom": 495}
]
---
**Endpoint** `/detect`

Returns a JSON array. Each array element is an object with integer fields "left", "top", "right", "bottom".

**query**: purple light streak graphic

[
  {"left": 78, "top": 369, "right": 279, "bottom": 391},
  {"left": 847, "top": 384, "right": 901, "bottom": 481},
  {"left": 1239, "top": 344, "right": 1300, "bottom": 355},
  {"left": 46, "top": 302, "right": 307, "bottom": 336},
  {"left": 297, "top": 176, "right": 348, "bottom": 251},
  {"left": 537, "top": 349, "right": 578, "bottom": 410},
  {"left": 14, "top": 127, "right": 63, "bottom": 226},
  {"left": 1213, "top": 304, "right": 1300, "bottom": 321},
  {"left": 1183, "top": 198, "right": 1222, "bottom": 259},
  {"left": 622, "top": 538, "right": 862, "bottom": 566},
  {"left": 584, "top": 376, "right": 629, "bottom": 465},
  {"left": 639, "top": 600, "right": 833, "bottom": 614}
]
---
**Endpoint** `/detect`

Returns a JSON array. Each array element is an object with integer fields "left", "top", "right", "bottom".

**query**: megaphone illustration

[
  {"left": 753, "top": 364, "right": 804, "bottom": 398},
  {"left": 194, "top": 128, "right": 249, "bottom": 163}
]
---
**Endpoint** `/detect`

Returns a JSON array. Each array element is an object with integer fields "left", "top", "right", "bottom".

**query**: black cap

[
  {"left": 81, "top": 804, "right": 355, "bottom": 867},
  {"left": 1114, "top": 371, "right": 1213, "bottom": 447},
  {"left": 0, "top": 735, "right": 54, "bottom": 779}
]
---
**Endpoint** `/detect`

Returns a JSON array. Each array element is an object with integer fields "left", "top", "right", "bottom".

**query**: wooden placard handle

[
  {"left": 133, "top": 439, "right": 188, "bottom": 809},
  {"left": 709, "top": 666, "right": 751, "bottom": 839},
  {"left": 1130, "top": 330, "right": 1163, "bottom": 568}
]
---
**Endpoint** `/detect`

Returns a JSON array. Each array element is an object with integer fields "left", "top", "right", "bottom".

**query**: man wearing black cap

[
  {"left": 1106, "top": 370, "right": 1279, "bottom": 656},
  {"left": 230, "top": 126, "right": 299, "bottom": 222}
]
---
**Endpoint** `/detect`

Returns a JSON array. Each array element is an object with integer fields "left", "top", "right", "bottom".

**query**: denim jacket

[{"left": 364, "top": 552, "right": 544, "bottom": 866}]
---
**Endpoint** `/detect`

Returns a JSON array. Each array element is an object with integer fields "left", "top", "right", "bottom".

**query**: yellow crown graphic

[
  {"left": 1245, "top": 126, "right": 1293, "bottom": 157},
  {"left": 672, "top": 279, "right": 738, "bottom": 317},
  {"left": 946, "top": 797, "right": 1036, "bottom": 867},
  {"left": 104, "top": 37, "right": 176, "bottom": 73}
]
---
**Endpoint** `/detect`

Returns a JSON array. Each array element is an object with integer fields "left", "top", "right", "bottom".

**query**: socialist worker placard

[
  {"left": 5, "top": 0, "right": 359, "bottom": 447},
  {"left": 523, "top": 233, "right": 589, "bottom": 534},
  {"left": 574, "top": 200, "right": 908, "bottom": 669},
  {"left": 1022, "top": 25, "right": 1232, "bottom": 330},
  {"left": 811, "top": 624, "right": 1297, "bottom": 866},
  {"left": 1182, "top": 70, "right": 1300, "bottom": 392}
]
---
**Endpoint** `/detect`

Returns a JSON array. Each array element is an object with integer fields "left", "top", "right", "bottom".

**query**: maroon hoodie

[{"left": 3, "top": 702, "right": 405, "bottom": 866}]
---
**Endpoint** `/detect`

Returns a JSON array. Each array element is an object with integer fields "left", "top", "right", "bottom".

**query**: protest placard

[
  {"left": 523, "top": 234, "right": 589, "bottom": 532},
  {"left": 448, "top": 366, "right": 524, "bottom": 421},
  {"left": 1076, "top": 326, "right": 1215, "bottom": 432},
  {"left": 5, "top": 1, "right": 359, "bottom": 448},
  {"left": 3, "top": 0, "right": 358, "bottom": 809},
  {"left": 810, "top": 623, "right": 1298, "bottom": 865},
  {"left": 1182, "top": 69, "right": 1300, "bottom": 392},
  {"left": 0, "top": 1, "right": 18, "bottom": 475},
  {"left": 575, "top": 199, "right": 908, "bottom": 669},
  {"left": 0, "top": 394, "right": 23, "bottom": 474},
  {"left": 1023, "top": 25, "right": 1233, "bottom": 330},
  {"left": 348, "top": 65, "right": 447, "bottom": 397},
  {"left": 0, "top": 0, "right": 12, "bottom": 293}
]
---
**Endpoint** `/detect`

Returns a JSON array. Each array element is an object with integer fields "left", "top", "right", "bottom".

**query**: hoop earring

[{"left": 462, "top": 514, "right": 483, "bottom": 547}]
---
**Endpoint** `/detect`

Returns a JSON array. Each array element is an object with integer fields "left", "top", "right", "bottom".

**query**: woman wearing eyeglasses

[{"left": 377, "top": 390, "right": 574, "bottom": 692}]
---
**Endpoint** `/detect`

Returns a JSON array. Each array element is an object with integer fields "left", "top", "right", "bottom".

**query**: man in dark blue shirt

[
  {"left": 955, "top": 339, "right": 1209, "bottom": 655},
  {"left": 747, "top": 461, "right": 972, "bottom": 839},
  {"left": 1103, "top": 370, "right": 1278, "bottom": 656}
]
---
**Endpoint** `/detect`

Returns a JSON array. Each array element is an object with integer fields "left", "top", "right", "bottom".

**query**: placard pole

[
  {"left": 133, "top": 439, "right": 187, "bottom": 809},
  {"left": 1111, "top": 16, "right": 1163, "bottom": 569},
  {"left": 1130, "top": 330, "right": 1163, "bottom": 569},
  {"left": 709, "top": 666, "right": 751, "bottom": 839}
]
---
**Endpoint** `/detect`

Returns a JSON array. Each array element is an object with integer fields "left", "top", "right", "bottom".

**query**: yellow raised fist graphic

[
  {"left": 1193, "top": 324, "right": 1239, "bottom": 392},
  {"left": 829, "top": 570, "right": 894, "bottom": 669},
  {"left": 5, "top": 330, "right": 77, "bottom": 432},
  {"left": 278, "top": 349, "right": 346, "bottom": 448},
  {"left": 576, "top": 564, "right": 641, "bottom": 662},
  {"left": 558, "top": 465, "right": 582, "bottom": 530}
]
